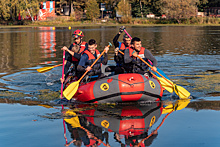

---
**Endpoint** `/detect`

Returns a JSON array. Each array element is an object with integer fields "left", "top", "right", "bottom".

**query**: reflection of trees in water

[
  {"left": 0, "top": 28, "right": 56, "bottom": 73},
  {"left": 127, "top": 26, "right": 220, "bottom": 55},
  {"left": 188, "top": 100, "right": 220, "bottom": 111},
  {"left": 0, "top": 26, "right": 219, "bottom": 74}
]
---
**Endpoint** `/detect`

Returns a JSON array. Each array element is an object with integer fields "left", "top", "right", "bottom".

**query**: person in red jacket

[
  {"left": 60, "top": 29, "right": 88, "bottom": 83},
  {"left": 111, "top": 26, "right": 131, "bottom": 74},
  {"left": 124, "top": 37, "right": 157, "bottom": 76},
  {"left": 77, "top": 39, "right": 109, "bottom": 81}
]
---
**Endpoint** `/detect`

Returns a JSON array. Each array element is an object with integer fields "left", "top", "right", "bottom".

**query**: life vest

[
  {"left": 85, "top": 138, "right": 97, "bottom": 147},
  {"left": 83, "top": 49, "right": 102, "bottom": 75},
  {"left": 129, "top": 47, "right": 150, "bottom": 74},
  {"left": 72, "top": 41, "right": 87, "bottom": 61},
  {"left": 116, "top": 42, "right": 130, "bottom": 67},
  {"left": 119, "top": 42, "right": 129, "bottom": 51}
]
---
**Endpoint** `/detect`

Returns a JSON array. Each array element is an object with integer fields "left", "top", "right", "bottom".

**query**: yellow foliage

[{"left": 117, "top": 0, "right": 131, "bottom": 17}]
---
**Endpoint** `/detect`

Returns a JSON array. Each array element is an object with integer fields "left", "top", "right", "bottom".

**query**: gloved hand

[{"left": 119, "top": 26, "right": 125, "bottom": 33}]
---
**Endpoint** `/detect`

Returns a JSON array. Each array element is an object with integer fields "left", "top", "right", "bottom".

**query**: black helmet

[{"left": 123, "top": 34, "right": 130, "bottom": 39}]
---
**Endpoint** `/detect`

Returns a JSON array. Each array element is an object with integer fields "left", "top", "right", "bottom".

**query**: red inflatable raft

[{"left": 65, "top": 73, "right": 163, "bottom": 103}]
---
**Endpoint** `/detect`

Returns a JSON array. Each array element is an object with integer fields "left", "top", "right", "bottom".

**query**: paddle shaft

[
  {"left": 118, "top": 50, "right": 173, "bottom": 86},
  {"left": 61, "top": 51, "right": 66, "bottom": 143},
  {"left": 138, "top": 110, "right": 173, "bottom": 146},
  {"left": 78, "top": 45, "right": 110, "bottom": 82},
  {"left": 123, "top": 29, "right": 132, "bottom": 39},
  {"left": 53, "top": 64, "right": 63, "bottom": 68},
  {"left": 61, "top": 51, "right": 65, "bottom": 98},
  {"left": 137, "top": 56, "right": 173, "bottom": 86}
]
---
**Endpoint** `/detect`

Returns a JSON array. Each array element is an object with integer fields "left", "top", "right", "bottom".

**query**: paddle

[
  {"left": 123, "top": 29, "right": 190, "bottom": 98},
  {"left": 63, "top": 42, "right": 112, "bottom": 100},
  {"left": 117, "top": 49, "right": 190, "bottom": 99},
  {"left": 37, "top": 64, "right": 62, "bottom": 73},
  {"left": 136, "top": 55, "right": 190, "bottom": 99},
  {"left": 150, "top": 68, "right": 173, "bottom": 93},
  {"left": 60, "top": 50, "right": 65, "bottom": 98}
]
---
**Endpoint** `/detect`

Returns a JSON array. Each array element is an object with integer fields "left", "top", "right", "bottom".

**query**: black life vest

[{"left": 129, "top": 47, "right": 150, "bottom": 74}]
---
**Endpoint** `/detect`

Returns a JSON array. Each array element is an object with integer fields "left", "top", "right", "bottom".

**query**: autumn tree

[
  {"left": 0, "top": 0, "right": 11, "bottom": 20},
  {"left": 0, "top": 0, "right": 43, "bottom": 21},
  {"left": 117, "top": 0, "right": 131, "bottom": 17},
  {"left": 85, "top": 0, "right": 100, "bottom": 21},
  {"left": 161, "top": 0, "right": 199, "bottom": 23}
]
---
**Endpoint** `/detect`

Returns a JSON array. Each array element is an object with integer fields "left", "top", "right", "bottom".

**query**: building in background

[
  {"left": 204, "top": 7, "right": 220, "bottom": 17},
  {"left": 38, "top": 1, "right": 56, "bottom": 21}
]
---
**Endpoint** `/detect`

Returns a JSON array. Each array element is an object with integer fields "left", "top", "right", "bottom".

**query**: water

[{"left": 0, "top": 26, "right": 219, "bottom": 147}]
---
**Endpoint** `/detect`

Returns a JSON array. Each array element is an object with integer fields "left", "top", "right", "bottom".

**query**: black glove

[{"left": 119, "top": 26, "right": 125, "bottom": 33}]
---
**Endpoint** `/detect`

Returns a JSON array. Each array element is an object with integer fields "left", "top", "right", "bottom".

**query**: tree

[
  {"left": 131, "top": 0, "right": 150, "bottom": 18},
  {"left": 117, "top": 0, "right": 131, "bottom": 17},
  {"left": 161, "top": 0, "right": 199, "bottom": 23},
  {"left": 147, "top": 0, "right": 163, "bottom": 16},
  {"left": 0, "top": 0, "right": 11, "bottom": 20},
  {"left": 0, "top": 0, "right": 43, "bottom": 21},
  {"left": 197, "top": 0, "right": 208, "bottom": 12},
  {"left": 85, "top": 0, "right": 100, "bottom": 21}
]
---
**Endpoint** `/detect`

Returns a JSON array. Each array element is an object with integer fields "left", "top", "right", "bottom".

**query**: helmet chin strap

[{"left": 79, "top": 38, "right": 83, "bottom": 45}]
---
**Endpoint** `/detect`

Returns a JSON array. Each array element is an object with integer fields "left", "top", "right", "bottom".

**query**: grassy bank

[{"left": 1, "top": 16, "right": 220, "bottom": 27}]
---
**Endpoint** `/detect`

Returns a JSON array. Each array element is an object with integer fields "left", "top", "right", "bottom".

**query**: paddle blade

[
  {"left": 37, "top": 66, "right": 54, "bottom": 73},
  {"left": 151, "top": 68, "right": 174, "bottom": 92},
  {"left": 63, "top": 80, "right": 80, "bottom": 100},
  {"left": 162, "top": 99, "right": 190, "bottom": 114},
  {"left": 157, "top": 77, "right": 174, "bottom": 93},
  {"left": 174, "top": 84, "right": 191, "bottom": 99},
  {"left": 64, "top": 110, "right": 81, "bottom": 128}
]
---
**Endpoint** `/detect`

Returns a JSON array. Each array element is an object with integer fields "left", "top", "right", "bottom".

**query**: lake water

[{"left": 0, "top": 26, "right": 219, "bottom": 147}]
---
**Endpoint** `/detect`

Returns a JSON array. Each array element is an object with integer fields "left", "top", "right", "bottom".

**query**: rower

[
  {"left": 77, "top": 39, "right": 109, "bottom": 81},
  {"left": 111, "top": 26, "right": 131, "bottom": 74},
  {"left": 124, "top": 37, "right": 157, "bottom": 77},
  {"left": 60, "top": 29, "right": 88, "bottom": 83}
]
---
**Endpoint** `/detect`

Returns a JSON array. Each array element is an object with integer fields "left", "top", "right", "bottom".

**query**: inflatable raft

[{"left": 65, "top": 73, "right": 163, "bottom": 103}]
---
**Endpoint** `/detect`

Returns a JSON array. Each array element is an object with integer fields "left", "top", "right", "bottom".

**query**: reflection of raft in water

[
  {"left": 79, "top": 102, "right": 162, "bottom": 136},
  {"left": 65, "top": 73, "right": 163, "bottom": 103}
]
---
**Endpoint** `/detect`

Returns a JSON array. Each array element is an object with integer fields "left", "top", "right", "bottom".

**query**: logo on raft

[
  {"left": 100, "top": 83, "right": 109, "bottom": 91},
  {"left": 149, "top": 80, "right": 156, "bottom": 89}
]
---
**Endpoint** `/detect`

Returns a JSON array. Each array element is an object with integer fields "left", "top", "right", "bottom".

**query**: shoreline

[{"left": 1, "top": 23, "right": 220, "bottom": 28}]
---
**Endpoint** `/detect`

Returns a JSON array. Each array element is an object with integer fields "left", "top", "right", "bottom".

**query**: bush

[{"left": 120, "top": 16, "right": 132, "bottom": 24}]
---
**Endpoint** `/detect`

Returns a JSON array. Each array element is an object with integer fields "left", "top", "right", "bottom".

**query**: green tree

[
  {"left": 85, "top": 0, "right": 100, "bottom": 21},
  {"left": 207, "top": 0, "right": 220, "bottom": 7},
  {"left": 197, "top": 0, "right": 208, "bottom": 12},
  {"left": 147, "top": 0, "right": 163, "bottom": 16},
  {"left": 161, "top": 0, "right": 199, "bottom": 23},
  {"left": 131, "top": 0, "right": 150, "bottom": 18}
]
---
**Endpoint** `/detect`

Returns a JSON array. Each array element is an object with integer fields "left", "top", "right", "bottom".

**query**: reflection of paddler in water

[
  {"left": 134, "top": 99, "right": 191, "bottom": 147},
  {"left": 79, "top": 102, "right": 162, "bottom": 147},
  {"left": 63, "top": 109, "right": 110, "bottom": 147},
  {"left": 79, "top": 99, "right": 190, "bottom": 147}
]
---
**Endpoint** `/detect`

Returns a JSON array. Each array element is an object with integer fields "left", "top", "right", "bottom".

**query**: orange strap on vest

[
  {"left": 129, "top": 47, "right": 145, "bottom": 57},
  {"left": 84, "top": 49, "right": 100, "bottom": 60},
  {"left": 120, "top": 43, "right": 129, "bottom": 50}
]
